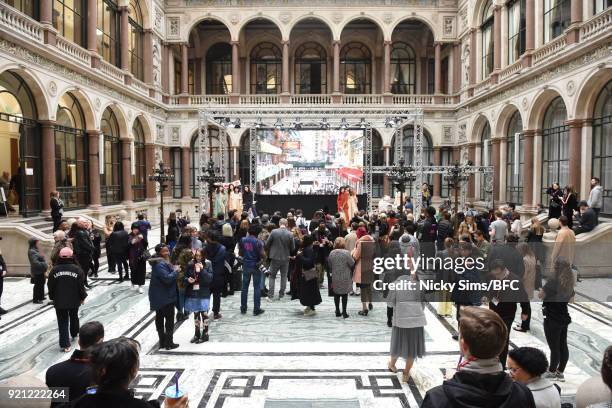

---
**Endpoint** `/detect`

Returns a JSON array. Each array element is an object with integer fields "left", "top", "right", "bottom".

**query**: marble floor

[{"left": 0, "top": 229, "right": 610, "bottom": 407}]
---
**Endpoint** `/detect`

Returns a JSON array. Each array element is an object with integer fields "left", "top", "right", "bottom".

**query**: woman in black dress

[
  {"left": 128, "top": 223, "right": 148, "bottom": 293},
  {"left": 561, "top": 185, "right": 578, "bottom": 228},
  {"left": 295, "top": 235, "right": 321, "bottom": 316},
  {"left": 546, "top": 182, "right": 563, "bottom": 219},
  {"left": 242, "top": 185, "right": 256, "bottom": 216}
]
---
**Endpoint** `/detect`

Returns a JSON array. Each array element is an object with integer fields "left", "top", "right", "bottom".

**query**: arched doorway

[
  {"left": 100, "top": 108, "right": 122, "bottom": 205},
  {"left": 250, "top": 42, "right": 282, "bottom": 94},
  {"left": 132, "top": 118, "right": 146, "bottom": 201},
  {"left": 592, "top": 81, "right": 612, "bottom": 215},
  {"left": 340, "top": 42, "right": 372, "bottom": 94},
  {"left": 505, "top": 111, "right": 524, "bottom": 204},
  {"left": 294, "top": 42, "right": 327, "bottom": 94},
  {"left": 0, "top": 71, "right": 41, "bottom": 216},
  {"left": 55, "top": 92, "right": 88, "bottom": 209},
  {"left": 540, "top": 96, "right": 569, "bottom": 204}
]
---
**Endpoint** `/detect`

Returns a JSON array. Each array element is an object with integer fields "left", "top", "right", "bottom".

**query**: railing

[
  {"left": 0, "top": 1, "right": 43, "bottom": 42},
  {"left": 131, "top": 78, "right": 149, "bottom": 95},
  {"left": 55, "top": 36, "right": 90, "bottom": 66},
  {"left": 97, "top": 59, "right": 126, "bottom": 82},
  {"left": 239, "top": 94, "right": 280, "bottom": 105},
  {"left": 474, "top": 77, "right": 493, "bottom": 95},
  {"left": 392, "top": 94, "right": 434, "bottom": 104},
  {"left": 580, "top": 8, "right": 612, "bottom": 42},
  {"left": 342, "top": 94, "right": 383, "bottom": 104},
  {"left": 532, "top": 35, "right": 567, "bottom": 65},
  {"left": 290, "top": 94, "right": 333, "bottom": 105},
  {"left": 498, "top": 60, "right": 523, "bottom": 82},
  {"left": 190, "top": 95, "right": 230, "bottom": 104}
]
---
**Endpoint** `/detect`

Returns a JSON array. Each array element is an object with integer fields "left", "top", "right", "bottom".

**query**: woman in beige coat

[
  {"left": 229, "top": 186, "right": 243, "bottom": 213},
  {"left": 352, "top": 226, "right": 374, "bottom": 316}
]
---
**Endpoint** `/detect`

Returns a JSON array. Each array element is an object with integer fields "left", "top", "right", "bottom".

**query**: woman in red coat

[{"left": 337, "top": 187, "right": 349, "bottom": 220}]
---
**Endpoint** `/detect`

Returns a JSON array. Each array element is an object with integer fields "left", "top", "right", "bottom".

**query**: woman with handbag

[
  {"left": 184, "top": 248, "right": 213, "bottom": 343},
  {"left": 546, "top": 182, "right": 563, "bottom": 219},
  {"left": 296, "top": 235, "right": 321, "bottom": 316},
  {"left": 561, "top": 185, "right": 578, "bottom": 229},
  {"left": 128, "top": 223, "right": 148, "bottom": 294}
]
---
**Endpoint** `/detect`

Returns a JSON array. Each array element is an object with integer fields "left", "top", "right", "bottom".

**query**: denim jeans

[{"left": 241, "top": 265, "right": 262, "bottom": 313}]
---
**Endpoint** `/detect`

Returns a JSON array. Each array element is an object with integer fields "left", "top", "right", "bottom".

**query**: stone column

[
  {"left": 383, "top": 41, "right": 391, "bottom": 94},
  {"left": 120, "top": 139, "right": 133, "bottom": 203},
  {"left": 181, "top": 147, "right": 191, "bottom": 199},
  {"left": 143, "top": 30, "right": 153, "bottom": 84},
  {"left": 120, "top": 6, "right": 129, "bottom": 71},
  {"left": 491, "top": 138, "right": 501, "bottom": 202},
  {"left": 162, "top": 44, "right": 170, "bottom": 97},
  {"left": 333, "top": 40, "right": 341, "bottom": 94},
  {"left": 453, "top": 42, "right": 461, "bottom": 94},
  {"left": 231, "top": 41, "right": 240, "bottom": 97},
  {"left": 467, "top": 144, "right": 476, "bottom": 200},
  {"left": 434, "top": 42, "right": 442, "bottom": 94},
  {"left": 232, "top": 147, "right": 239, "bottom": 180},
  {"left": 567, "top": 0, "right": 583, "bottom": 43},
  {"left": 87, "top": 0, "right": 99, "bottom": 67},
  {"left": 87, "top": 130, "right": 101, "bottom": 207},
  {"left": 39, "top": 0, "right": 56, "bottom": 45},
  {"left": 145, "top": 144, "right": 156, "bottom": 200},
  {"left": 433, "top": 147, "right": 442, "bottom": 199},
  {"left": 383, "top": 146, "right": 390, "bottom": 196},
  {"left": 567, "top": 119, "right": 583, "bottom": 191},
  {"left": 162, "top": 147, "right": 171, "bottom": 198},
  {"left": 40, "top": 121, "right": 56, "bottom": 212},
  {"left": 181, "top": 43, "right": 189, "bottom": 95},
  {"left": 493, "top": 5, "right": 502, "bottom": 79},
  {"left": 282, "top": 40, "right": 290, "bottom": 95},
  {"left": 469, "top": 28, "right": 477, "bottom": 94},
  {"left": 523, "top": 0, "right": 535, "bottom": 67},
  {"left": 522, "top": 130, "right": 535, "bottom": 208}
]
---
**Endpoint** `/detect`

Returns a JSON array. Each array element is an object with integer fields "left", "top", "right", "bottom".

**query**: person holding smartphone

[{"left": 184, "top": 249, "right": 213, "bottom": 343}]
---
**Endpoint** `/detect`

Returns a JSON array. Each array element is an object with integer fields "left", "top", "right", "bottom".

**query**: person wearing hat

[
  {"left": 573, "top": 200, "right": 598, "bottom": 235},
  {"left": 47, "top": 247, "right": 87, "bottom": 352}
]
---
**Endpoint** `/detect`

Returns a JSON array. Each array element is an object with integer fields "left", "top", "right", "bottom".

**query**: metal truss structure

[{"left": 197, "top": 109, "right": 227, "bottom": 214}]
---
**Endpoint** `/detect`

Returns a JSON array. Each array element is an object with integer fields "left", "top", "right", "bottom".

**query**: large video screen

[{"left": 256, "top": 128, "right": 364, "bottom": 195}]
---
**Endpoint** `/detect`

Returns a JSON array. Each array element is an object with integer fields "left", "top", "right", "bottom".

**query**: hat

[
  {"left": 222, "top": 223, "right": 233, "bottom": 237},
  {"left": 59, "top": 247, "right": 73, "bottom": 258},
  {"left": 356, "top": 226, "right": 368, "bottom": 239}
]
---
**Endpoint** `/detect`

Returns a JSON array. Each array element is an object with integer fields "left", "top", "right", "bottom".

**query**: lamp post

[
  {"left": 148, "top": 162, "right": 174, "bottom": 244},
  {"left": 444, "top": 161, "right": 471, "bottom": 213},
  {"left": 197, "top": 160, "right": 225, "bottom": 216},
  {"left": 388, "top": 157, "right": 416, "bottom": 213}
]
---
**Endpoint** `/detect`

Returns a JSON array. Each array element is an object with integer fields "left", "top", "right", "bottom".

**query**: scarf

[{"left": 458, "top": 357, "right": 503, "bottom": 374}]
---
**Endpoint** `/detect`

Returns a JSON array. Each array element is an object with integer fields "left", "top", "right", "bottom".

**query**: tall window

[
  {"left": 594, "top": 0, "right": 612, "bottom": 14},
  {"left": 506, "top": 111, "right": 524, "bottom": 204},
  {"left": 480, "top": 122, "right": 492, "bottom": 200},
  {"left": 250, "top": 42, "right": 281, "bottom": 94},
  {"left": 206, "top": 43, "right": 232, "bottom": 95},
  {"left": 188, "top": 61, "right": 195, "bottom": 95},
  {"left": 97, "top": 0, "right": 120, "bottom": 66},
  {"left": 441, "top": 147, "right": 453, "bottom": 198},
  {"left": 3, "top": 0, "right": 38, "bottom": 19},
  {"left": 508, "top": 0, "right": 526, "bottom": 64},
  {"left": 174, "top": 58, "right": 181, "bottom": 95},
  {"left": 53, "top": 0, "right": 85, "bottom": 45},
  {"left": 170, "top": 147, "right": 182, "bottom": 198},
  {"left": 391, "top": 127, "right": 433, "bottom": 192},
  {"left": 544, "top": 0, "right": 570, "bottom": 43},
  {"left": 541, "top": 97, "right": 569, "bottom": 203},
  {"left": 340, "top": 42, "right": 371, "bottom": 94},
  {"left": 128, "top": 0, "right": 144, "bottom": 80},
  {"left": 100, "top": 108, "right": 122, "bottom": 204},
  {"left": 592, "top": 81, "right": 612, "bottom": 215},
  {"left": 132, "top": 118, "right": 145, "bottom": 201},
  {"left": 390, "top": 42, "right": 416, "bottom": 94},
  {"left": 55, "top": 93, "right": 88, "bottom": 209},
  {"left": 481, "top": 0, "right": 494, "bottom": 79},
  {"left": 294, "top": 42, "right": 327, "bottom": 94}
]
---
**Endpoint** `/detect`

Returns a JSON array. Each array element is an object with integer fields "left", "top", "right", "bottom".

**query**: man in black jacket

[
  {"left": 573, "top": 200, "right": 598, "bottom": 235},
  {"left": 487, "top": 234, "right": 525, "bottom": 278},
  {"left": 421, "top": 306, "right": 535, "bottom": 408},
  {"left": 72, "top": 219, "right": 94, "bottom": 287},
  {"left": 45, "top": 321, "right": 104, "bottom": 407},
  {"left": 47, "top": 247, "right": 87, "bottom": 352}
]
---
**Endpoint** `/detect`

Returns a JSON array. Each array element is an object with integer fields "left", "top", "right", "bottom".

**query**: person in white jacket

[
  {"left": 507, "top": 347, "right": 561, "bottom": 408},
  {"left": 588, "top": 177, "right": 603, "bottom": 217}
]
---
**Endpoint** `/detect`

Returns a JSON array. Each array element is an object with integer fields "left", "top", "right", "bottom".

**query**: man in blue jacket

[
  {"left": 205, "top": 231, "right": 226, "bottom": 320},
  {"left": 148, "top": 244, "right": 179, "bottom": 350},
  {"left": 239, "top": 226, "right": 265, "bottom": 316}
]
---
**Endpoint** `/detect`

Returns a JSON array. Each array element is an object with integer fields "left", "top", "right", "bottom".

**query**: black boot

[
  {"left": 157, "top": 331, "right": 165, "bottom": 349},
  {"left": 165, "top": 333, "right": 179, "bottom": 350},
  {"left": 190, "top": 326, "right": 200, "bottom": 344},
  {"left": 198, "top": 325, "right": 209, "bottom": 343}
]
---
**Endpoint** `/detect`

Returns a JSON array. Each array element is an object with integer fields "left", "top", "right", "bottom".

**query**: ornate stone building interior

[{"left": 0, "top": 0, "right": 611, "bottom": 406}]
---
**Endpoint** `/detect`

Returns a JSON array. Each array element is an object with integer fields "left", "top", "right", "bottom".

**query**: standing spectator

[
  {"left": 473, "top": 230, "right": 491, "bottom": 260},
  {"left": 103, "top": 215, "right": 116, "bottom": 273},
  {"left": 489, "top": 210, "right": 508, "bottom": 244},
  {"left": 327, "top": 237, "right": 354, "bottom": 318},
  {"left": 546, "top": 182, "right": 563, "bottom": 219},
  {"left": 174, "top": 234, "right": 194, "bottom": 322},
  {"left": 45, "top": 321, "right": 105, "bottom": 407},
  {"left": 133, "top": 213, "right": 151, "bottom": 242},
  {"left": 561, "top": 185, "right": 578, "bottom": 228},
  {"left": 352, "top": 226, "right": 375, "bottom": 316},
  {"left": 50, "top": 191, "right": 64, "bottom": 232},
  {"left": 0, "top": 246, "right": 6, "bottom": 315},
  {"left": 205, "top": 231, "right": 227, "bottom": 320},
  {"left": 387, "top": 271, "right": 426, "bottom": 383},
  {"left": 265, "top": 218, "right": 295, "bottom": 300},
  {"left": 514, "top": 243, "right": 537, "bottom": 333},
  {"left": 312, "top": 222, "right": 333, "bottom": 288},
  {"left": 47, "top": 247, "right": 87, "bottom": 352},
  {"left": 550, "top": 216, "right": 576, "bottom": 267},
  {"left": 576, "top": 346, "right": 612, "bottom": 408},
  {"left": 421, "top": 307, "right": 536, "bottom": 408},
  {"left": 239, "top": 226, "right": 266, "bottom": 316},
  {"left": 50, "top": 230, "right": 70, "bottom": 265},
  {"left": 166, "top": 212, "right": 180, "bottom": 253},
  {"left": 588, "top": 177, "right": 603, "bottom": 218},
  {"left": 419, "top": 207, "right": 437, "bottom": 258},
  {"left": 29, "top": 237, "right": 47, "bottom": 304},
  {"left": 107, "top": 222, "right": 130, "bottom": 282},
  {"left": 436, "top": 211, "right": 453, "bottom": 251},
  {"left": 450, "top": 242, "right": 484, "bottom": 340},
  {"left": 90, "top": 227, "right": 101, "bottom": 278},
  {"left": 526, "top": 217, "right": 545, "bottom": 270},
  {"left": 184, "top": 248, "right": 213, "bottom": 343},
  {"left": 218, "top": 223, "right": 236, "bottom": 295},
  {"left": 128, "top": 223, "right": 148, "bottom": 293},
  {"left": 148, "top": 244, "right": 179, "bottom": 350},
  {"left": 488, "top": 234, "right": 525, "bottom": 278},
  {"left": 295, "top": 235, "right": 321, "bottom": 316},
  {"left": 242, "top": 185, "right": 256, "bottom": 216},
  {"left": 421, "top": 183, "right": 431, "bottom": 208},
  {"left": 510, "top": 212, "right": 522, "bottom": 236},
  {"left": 507, "top": 347, "right": 561, "bottom": 408},
  {"left": 540, "top": 257, "right": 575, "bottom": 382},
  {"left": 574, "top": 200, "right": 598, "bottom": 235},
  {"left": 72, "top": 218, "right": 94, "bottom": 288}
]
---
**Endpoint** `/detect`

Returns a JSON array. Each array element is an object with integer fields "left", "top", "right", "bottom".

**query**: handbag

[
  {"left": 302, "top": 267, "right": 317, "bottom": 281},
  {"left": 138, "top": 249, "right": 151, "bottom": 262}
]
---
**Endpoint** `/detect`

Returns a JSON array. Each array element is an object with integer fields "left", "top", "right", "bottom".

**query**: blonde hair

[
  {"left": 531, "top": 217, "right": 544, "bottom": 235},
  {"left": 334, "top": 237, "right": 346, "bottom": 249}
]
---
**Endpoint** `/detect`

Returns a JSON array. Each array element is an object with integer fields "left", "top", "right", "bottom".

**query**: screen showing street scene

[{"left": 256, "top": 128, "right": 365, "bottom": 195}]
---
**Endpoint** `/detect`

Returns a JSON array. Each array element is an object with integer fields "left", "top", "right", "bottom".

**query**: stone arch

[
  {"left": 495, "top": 103, "right": 523, "bottom": 137},
  {"left": 288, "top": 14, "right": 335, "bottom": 40},
  {"left": 0, "top": 64, "right": 51, "bottom": 121},
  {"left": 471, "top": 114, "right": 491, "bottom": 143},
  {"left": 526, "top": 87, "right": 568, "bottom": 130},
  {"left": 185, "top": 16, "right": 234, "bottom": 43},
  {"left": 339, "top": 15, "right": 386, "bottom": 41},
  {"left": 389, "top": 16, "right": 439, "bottom": 43},
  {"left": 55, "top": 86, "right": 96, "bottom": 131},
  {"left": 98, "top": 101, "right": 129, "bottom": 139},
  {"left": 472, "top": 0, "right": 494, "bottom": 28},
  {"left": 573, "top": 67, "right": 612, "bottom": 120},
  {"left": 129, "top": 0, "right": 151, "bottom": 30},
  {"left": 238, "top": 15, "right": 284, "bottom": 41},
  {"left": 131, "top": 114, "right": 153, "bottom": 143}
]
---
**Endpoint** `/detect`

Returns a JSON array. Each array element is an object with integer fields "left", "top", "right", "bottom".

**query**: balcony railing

[
  {"left": 131, "top": 78, "right": 149, "bottom": 96},
  {"left": 0, "top": 1, "right": 43, "bottom": 42},
  {"left": 580, "top": 8, "right": 612, "bottom": 42},
  {"left": 290, "top": 94, "right": 333, "bottom": 105},
  {"left": 55, "top": 36, "right": 90, "bottom": 66},
  {"left": 474, "top": 77, "right": 493, "bottom": 95},
  {"left": 533, "top": 35, "right": 567, "bottom": 66},
  {"left": 392, "top": 94, "right": 434, "bottom": 104},
  {"left": 342, "top": 94, "right": 383, "bottom": 104},
  {"left": 498, "top": 60, "right": 523, "bottom": 82},
  {"left": 97, "top": 59, "right": 125, "bottom": 82}
]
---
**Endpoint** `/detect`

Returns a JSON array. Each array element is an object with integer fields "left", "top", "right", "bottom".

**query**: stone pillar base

[
  {"left": 433, "top": 95, "right": 445, "bottom": 104},
  {"left": 90, "top": 54, "right": 101, "bottom": 69},
  {"left": 43, "top": 26, "right": 57, "bottom": 46},
  {"left": 520, "top": 52, "right": 533, "bottom": 69},
  {"left": 230, "top": 94, "right": 240, "bottom": 104},
  {"left": 179, "top": 95, "right": 189, "bottom": 104},
  {"left": 382, "top": 93, "right": 393, "bottom": 104},
  {"left": 280, "top": 93, "right": 290, "bottom": 104},
  {"left": 162, "top": 95, "right": 170, "bottom": 104},
  {"left": 332, "top": 93, "right": 342, "bottom": 104},
  {"left": 565, "top": 26, "right": 580, "bottom": 45}
]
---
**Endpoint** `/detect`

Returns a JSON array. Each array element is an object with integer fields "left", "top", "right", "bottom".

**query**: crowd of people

[{"left": 0, "top": 177, "right": 606, "bottom": 407}]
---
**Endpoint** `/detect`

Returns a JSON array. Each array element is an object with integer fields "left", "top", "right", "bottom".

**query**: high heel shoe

[
  {"left": 387, "top": 361, "right": 397, "bottom": 373},
  {"left": 358, "top": 310, "right": 368, "bottom": 316},
  {"left": 402, "top": 371, "right": 410, "bottom": 383}
]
